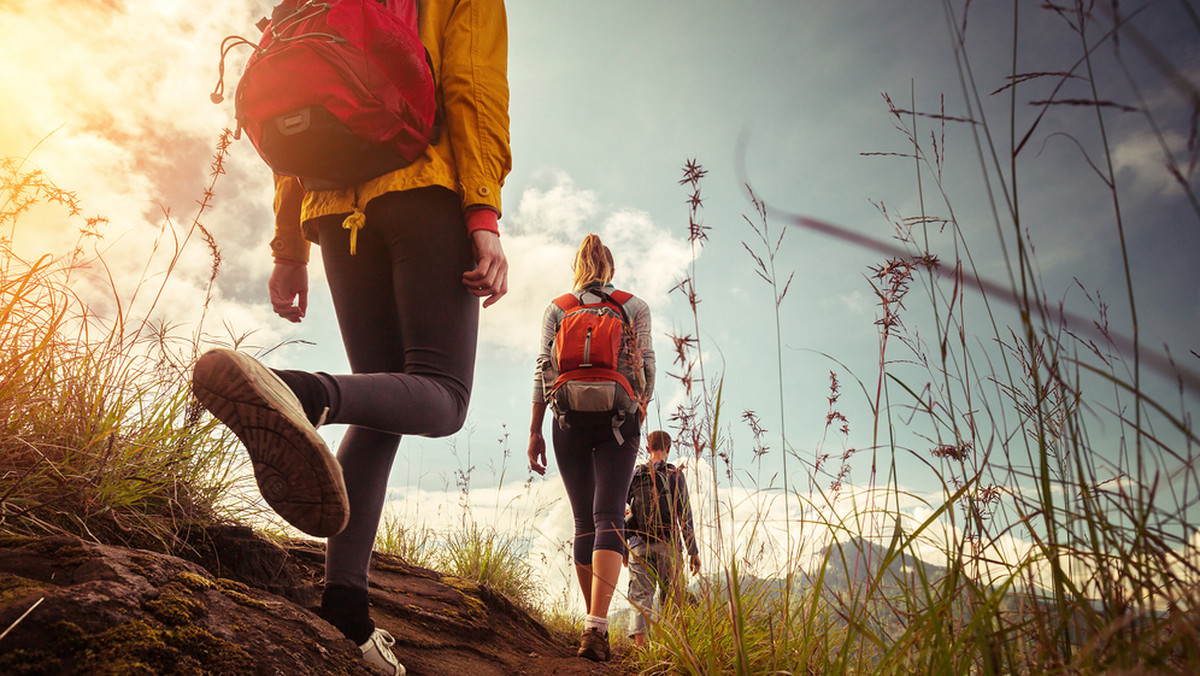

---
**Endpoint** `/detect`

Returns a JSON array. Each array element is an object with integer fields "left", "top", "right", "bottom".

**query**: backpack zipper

[{"left": 581, "top": 327, "right": 593, "bottom": 368}]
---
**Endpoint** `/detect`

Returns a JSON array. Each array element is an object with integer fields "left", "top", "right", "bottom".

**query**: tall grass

[
  {"left": 626, "top": 1, "right": 1200, "bottom": 674},
  {"left": 0, "top": 137, "right": 247, "bottom": 554}
]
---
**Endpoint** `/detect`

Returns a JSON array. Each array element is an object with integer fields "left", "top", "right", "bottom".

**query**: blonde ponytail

[{"left": 572, "top": 233, "right": 614, "bottom": 290}]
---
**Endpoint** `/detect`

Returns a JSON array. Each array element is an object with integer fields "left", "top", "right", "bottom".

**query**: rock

[
  {"left": 0, "top": 533, "right": 632, "bottom": 675},
  {"left": 182, "top": 524, "right": 319, "bottom": 607},
  {"left": 0, "top": 535, "right": 371, "bottom": 675}
]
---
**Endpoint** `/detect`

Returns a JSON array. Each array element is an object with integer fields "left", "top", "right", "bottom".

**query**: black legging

[
  {"left": 313, "top": 186, "right": 479, "bottom": 591},
  {"left": 552, "top": 415, "right": 640, "bottom": 564}
]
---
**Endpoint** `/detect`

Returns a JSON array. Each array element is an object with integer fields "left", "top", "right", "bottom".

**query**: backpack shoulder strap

[
  {"left": 590, "top": 289, "right": 632, "bottom": 325},
  {"left": 553, "top": 293, "right": 580, "bottom": 311},
  {"left": 609, "top": 289, "right": 633, "bottom": 305}
]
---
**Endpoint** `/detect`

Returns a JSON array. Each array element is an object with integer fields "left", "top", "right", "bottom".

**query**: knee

[
  {"left": 424, "top": 389, "right": 470, "bottom": 438},
  {"left": 426, "top": 408, "right": 467, "bottom": 438}
]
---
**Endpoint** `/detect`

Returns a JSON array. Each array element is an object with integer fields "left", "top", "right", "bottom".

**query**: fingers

[
  {"left": 269, "top": 262, "right": 308, "bottom": 323},
  {"left": 527, "top": 436, "right": 547, "bottom": 475},
  {"left": 480, "top": 265, "right": 508, "bottom": 308},
  {"left": 269, "top": 284, "right": 304, "bottom": 323},
  {"left": 528, "top": 455, "right": 545, "bottom": 475},
  {"left": 530, "top": 448, "right": 546, "bottom": 475},
  {"left": 463, "top": 230, "right": 508, "bottom": 307},
  {"left": 463, "top": 256, "right": 508, "bottom": 306}
]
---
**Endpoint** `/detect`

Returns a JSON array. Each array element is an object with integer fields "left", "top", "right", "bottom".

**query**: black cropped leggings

[
  {"left": 552, "top": 416, "right": 640, "bottom": 564},
  {"left": 314, "top": 186, "right": 479, "bottom": 592}
]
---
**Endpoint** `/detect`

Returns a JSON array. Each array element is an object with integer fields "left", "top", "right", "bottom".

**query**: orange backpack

[{"left": 549, "top": 289, "right": 639, "bottom": 437}]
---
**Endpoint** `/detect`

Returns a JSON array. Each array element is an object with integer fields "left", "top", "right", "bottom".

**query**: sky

[{"left": 2, "top": 0, "right": 1199, "bottom": 610}]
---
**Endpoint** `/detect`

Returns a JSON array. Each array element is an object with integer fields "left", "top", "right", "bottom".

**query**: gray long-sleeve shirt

[{"left": 532, "top": 282, "right": 656, "bottom": 406}]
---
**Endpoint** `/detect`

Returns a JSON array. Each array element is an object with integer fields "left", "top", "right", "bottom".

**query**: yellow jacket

[{"left": 269, "top": 0, "right": 512, "bottom": 263}]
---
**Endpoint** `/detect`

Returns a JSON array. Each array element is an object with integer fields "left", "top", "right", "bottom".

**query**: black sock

[
  {"left": 319, "top": 584, "right": 375, "bottom": 645},
  {"left": 272, "top": 369, "right": 333, "bottom": 426}
]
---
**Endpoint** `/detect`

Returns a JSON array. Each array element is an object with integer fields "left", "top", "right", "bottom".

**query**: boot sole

[{"left": 192, "top": 349, "right": 349, "bottom": 537}]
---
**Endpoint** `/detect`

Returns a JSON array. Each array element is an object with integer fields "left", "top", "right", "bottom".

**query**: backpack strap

[
  {"left": 609, "top": 289, "right": 632, "bottom": 304},
  {"left": 553, "top": 293, "right": 580, "bottom": 311},
  {"left": 553, "top": 289, "right": 632, "bottom": 324},
  {"left": 601, "top": 289, "right": 633, "bottom": 325}
]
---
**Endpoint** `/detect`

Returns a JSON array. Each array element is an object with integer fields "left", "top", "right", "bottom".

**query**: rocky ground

[{"left": 0, "top": 527, "right": 635, "bottom": 675}]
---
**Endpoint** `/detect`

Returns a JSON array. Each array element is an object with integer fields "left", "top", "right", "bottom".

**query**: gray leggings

[{"left": 314, "top": 187, "right": 479, "bottom": 591}]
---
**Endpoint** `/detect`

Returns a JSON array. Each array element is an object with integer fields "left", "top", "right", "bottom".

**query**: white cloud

[
  {"left": 480, "top": 169, "right": 693, "bottom": 356},
  {"left": 506, "top": 168, "right": 599, "bottom": 239},
  {"left": 839, "top": 289, "right": 871, "bottom": 315},
  {"left": 1, "top": 0, "right": 286, "bottom": 350},
  {"left": 600, "top": 208, "right": 693, "bottom": 310},
  {"left": 1112, "top": 130, "right": 1189, "bottom": 199}
]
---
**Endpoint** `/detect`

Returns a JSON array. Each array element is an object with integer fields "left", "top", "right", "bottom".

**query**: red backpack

[
  {"left": 211, "top": 0, "right": 438, "bottom": 191},
  {"left": 549, "top": 289, "right": 640, "bottom": 439}
]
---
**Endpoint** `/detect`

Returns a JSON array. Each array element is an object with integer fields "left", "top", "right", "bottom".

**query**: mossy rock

[
  {"left": 0, "top": 574, "right": 49, "bottom": 606},
  {"left": 440, "top": 576, "right": 488, "bottom": 618},
  {"left": 372, "top": 559, "right": 409, "bottom": 574},
  {"left": 218, "top": 587, "right": 270, "bottom": 612},
  {"left": 171, "top": 570, "right": 216, "bottom": 591},
  {"left": 0, "top": 648, "right": 64, "bottom": 676},
  {"left": 19, "top": 539, "right": 93, "bottom": 567},
  {"left": 142, "top": 581, "right": 207, "bottom": 626},
  {"left": 214, "top": 577, "right": 250, "bottom": 594},
  {"left": 3, "top": 619, "right": 256, "bottom": 675}
]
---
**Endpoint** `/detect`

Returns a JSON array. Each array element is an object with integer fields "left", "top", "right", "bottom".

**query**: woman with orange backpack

[{"left": 526, "top": 233, "right": 656, "bottom": 661}]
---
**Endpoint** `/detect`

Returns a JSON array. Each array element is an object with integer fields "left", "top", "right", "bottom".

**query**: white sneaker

[
  {"left": 192, "top": 348, "right": 349, "bottom": 537},
  {"left": 359, "top": 628, "right": 405, "bottom": 675}
]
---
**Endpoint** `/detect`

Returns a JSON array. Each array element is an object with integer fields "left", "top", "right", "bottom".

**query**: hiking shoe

[
  {"left": 192, "top": 348, "right": 349, "bottom": 537},
  {"left": 359, "top": 628, "right": 405, "bottom": 675},
  {"left": 577, "top": 627, "right": 610, "bottom": 662}
]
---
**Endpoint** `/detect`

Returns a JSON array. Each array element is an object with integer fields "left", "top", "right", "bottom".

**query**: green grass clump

[
  {"left": 439, "top": 522, "right": 540, "bottom": 610},
  {"left": 374, "top": 512, "right": 439, "bottom": 569},
  {"left": 0, "top": 142, "right": 243, "bottom": 555}
]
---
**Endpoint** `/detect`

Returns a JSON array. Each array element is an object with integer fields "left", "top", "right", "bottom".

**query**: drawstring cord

[
  {"left": 210, "top": 35, "right": 259, "bottom": 108},
  {"left": 342, "top": 211, "right": 365, "bottom": 255},
  {"left": 208, "top": 2, "right": 338, "bottom": 113},
  {"left": 342, "top": 187, "right": 364, "bottom": 255}
]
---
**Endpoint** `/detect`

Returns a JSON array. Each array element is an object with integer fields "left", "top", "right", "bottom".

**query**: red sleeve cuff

[{"left": 465, "top": 207, "right": 500, "bottom": 235}]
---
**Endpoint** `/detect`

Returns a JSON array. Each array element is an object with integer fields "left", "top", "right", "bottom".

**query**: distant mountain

[{"left": 809, "top": 537, "right": 950, "bottom": 594}]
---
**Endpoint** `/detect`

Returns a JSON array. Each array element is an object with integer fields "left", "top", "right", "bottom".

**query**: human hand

[
  {"left": 527, "top": 432, "right": 547, "bottom": 475},
  {"left": 462, "top": 220, "right": 508, "bottom": 308},
  {"left": 689, "top": 553, "right": 701, "bottom": 575},
  {"left": 269, "top": 260, "right": 308, "bottom": 323}
]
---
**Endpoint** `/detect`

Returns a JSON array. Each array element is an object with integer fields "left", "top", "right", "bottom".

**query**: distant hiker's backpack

[
  {"left": 211, "top": 0, "right": 438, "bottom": 191},
  {"left": 627, "top": 463, "right": 676, "bottom": 543},
  {"left": 548, "top": 289, "right": 640, "bottom": 438}
]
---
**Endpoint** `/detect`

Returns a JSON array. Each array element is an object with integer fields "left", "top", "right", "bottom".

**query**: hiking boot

[
  {"left": 359, "top": 628, "right": 405, "bottom": 675},
  {"left": 577, "top": 627, "right": 610, "bottom": 662},
  {"left": 191, "top": 348, "right": 349, "bottom": 537}
]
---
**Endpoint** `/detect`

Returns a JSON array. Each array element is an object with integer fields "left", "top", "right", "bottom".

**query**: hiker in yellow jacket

[{"left": 193, "top": 2, "right": 510, "bottom": 673}]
